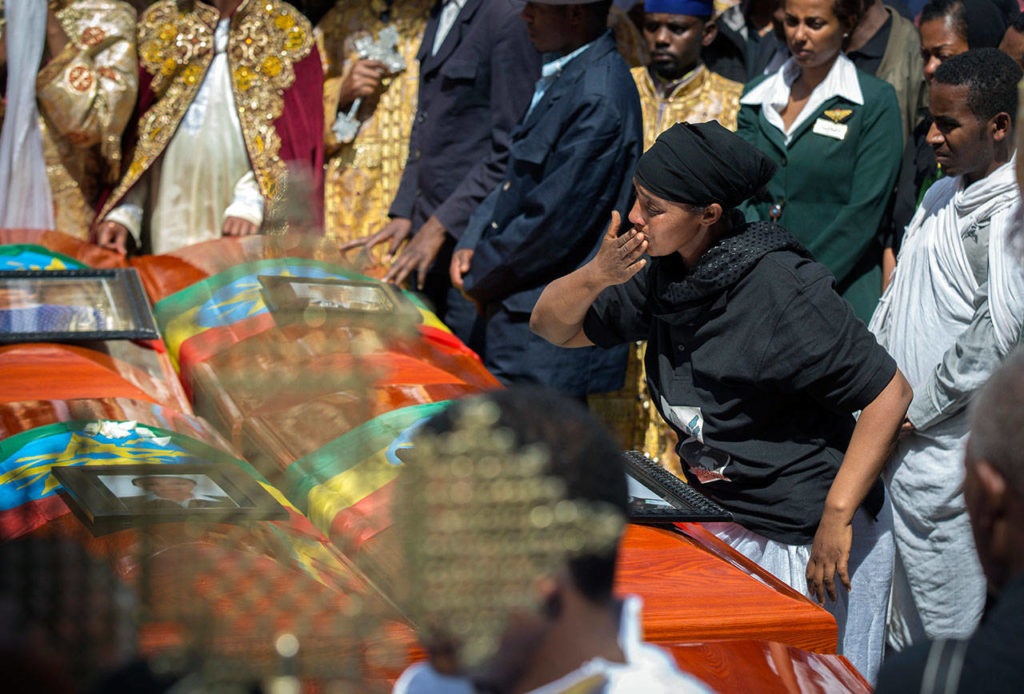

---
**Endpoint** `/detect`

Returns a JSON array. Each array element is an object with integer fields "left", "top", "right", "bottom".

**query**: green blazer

[{"left": 737, "top": 68, "right": 902, "bottom": 322}]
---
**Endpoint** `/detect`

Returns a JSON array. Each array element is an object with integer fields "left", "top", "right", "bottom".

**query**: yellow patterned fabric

[
  {"left": 315, "top": 0, "right": 430, "bottom": 243},
  {"left": 632, "top": 64, "right": 743, "bottom": 150},
  {"left": 17, "top": 0, "right": 138, "bottom": 239},
  {"left": 99, "top": 0, "right": 315, "bottom": 224},
  {"left": 609, "top": 5, "right": 648, "bottom": 68},
  {"left": 589, "top": 65, "right": 741, "bottom": 475},
  {"left": 714, "top": 0, "right": 741, "bottom": 16}
]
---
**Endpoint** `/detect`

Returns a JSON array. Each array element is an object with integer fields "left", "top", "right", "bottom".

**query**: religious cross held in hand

[{"left": 331, "top": 26, "right": 406, "bottom": 144}]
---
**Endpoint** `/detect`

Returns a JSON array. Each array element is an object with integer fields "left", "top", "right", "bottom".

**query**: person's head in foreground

[
  {"left": 392, "top": 386, "right": 709, "bottom": 694},
  {"left": 641, "top": 0, "right": 717, "bottom": 82},
  {"left": 629, "top": 120, "right": 777, "bottom": 263},
  {"left": 927, "top": 48, "right": 1020, "bottom": 187},
  {"left": 131, "top": 475, "right": 198, "bottom": 502},
  {"left": 965, "top": 349, "right": 1024, "bottom": 595}
]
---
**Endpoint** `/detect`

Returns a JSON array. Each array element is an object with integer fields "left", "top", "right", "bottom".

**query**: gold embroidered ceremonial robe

[
  {"left": 591, "top": 65, "right": 742, "bottom": 472},
  {"left": 315, "top": 0, "right": 431, "bottom": 243},
  {"left": 632, "top": 64, "right": 743, "bottom": 149},
  {"left": 98, "top": 0, "right": 324, "bottom": 250},
  {"left": 0, "top": 0, "right": 137, "bottom": 239}
]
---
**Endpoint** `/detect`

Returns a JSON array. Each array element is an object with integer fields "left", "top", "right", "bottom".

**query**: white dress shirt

[{"left": 740, "top": 53, "right": 864, "bottom": 145}]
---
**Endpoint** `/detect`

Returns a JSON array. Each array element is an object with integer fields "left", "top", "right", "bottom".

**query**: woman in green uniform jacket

[{"left": 737, "top": 0, "right": 903, "bottom": 322}]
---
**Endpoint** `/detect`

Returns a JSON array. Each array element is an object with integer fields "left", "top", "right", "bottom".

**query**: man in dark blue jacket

[
  {"left": 343, "top": 0, "right": 541, "bottom": 342},
  {"left": 450, "top": 0, "right": 644, "bottom": 397}
]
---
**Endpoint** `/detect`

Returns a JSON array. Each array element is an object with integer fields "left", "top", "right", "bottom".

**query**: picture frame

[
  {"left": 258, "top": 275, "right": 421, "bottom": 327},
  {"left": 52, "top": 463, "right": 287, "bottom": 536},
  {"left": 623, "top": 450, "right": 733, "bottom": 524},
  {"left": 0, "top": 268, "right": 159, "bottom": 342}
]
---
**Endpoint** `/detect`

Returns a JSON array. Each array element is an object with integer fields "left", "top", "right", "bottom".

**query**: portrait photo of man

[{"left": 105, "top": 474, "right": 238, "bottom": 512}]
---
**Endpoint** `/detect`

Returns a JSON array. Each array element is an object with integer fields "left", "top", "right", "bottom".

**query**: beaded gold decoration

[
  {"left": 393, "top": 400, "right": 624, "bottom": 669},
  {"left": 228, "top": 0, "right": 313, "bottom": 206}
]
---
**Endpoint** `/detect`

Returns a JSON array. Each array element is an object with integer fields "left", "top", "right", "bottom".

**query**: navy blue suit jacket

[
  {"left": 388, "top": 0, "right": 541, "bottom": 239},
  {"left": 459, "top": 31, "right": 643, "bottom": 395},
  {"left": 460, "top": 31, "right": 643, "bottom": 313}
]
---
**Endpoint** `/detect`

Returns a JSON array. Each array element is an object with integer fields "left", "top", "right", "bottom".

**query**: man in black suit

[
  {"left": 876, "top": 350, "right": 1024, "bottom": 693},
  {"left": 343, "top": 0, "right": 541, "bottom": 344},
  {"left": 123, "top": 475, "right": 235, "bottom": 510}
]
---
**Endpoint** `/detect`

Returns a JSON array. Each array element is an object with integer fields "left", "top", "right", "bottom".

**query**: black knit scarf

[{"left": 649, "top": 220, "right": 809, "bottom": 324}]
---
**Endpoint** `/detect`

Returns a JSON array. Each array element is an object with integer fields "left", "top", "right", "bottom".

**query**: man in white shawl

[{"left": 869, "top": 48, "right": 1024, "bottom": 652}]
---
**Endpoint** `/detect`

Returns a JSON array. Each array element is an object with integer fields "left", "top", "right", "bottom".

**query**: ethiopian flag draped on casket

[
  {"left": 151, "top": 258, "right": 470, "bottom": 380},
  {"left": 0, "top": 244, "right": 86, "bottom": 270},
  {"left": 0, "top": 419, "right": 247, "bottom": 539}
]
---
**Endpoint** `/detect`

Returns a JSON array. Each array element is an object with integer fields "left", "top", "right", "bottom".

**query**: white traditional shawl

[
  {"left": 870, "top": 158, "right": 1022, "bottom": 387},
  {"left": 989, "top": 198, "right": 1024, "bottom": 354},
  {"left": 0, "top": 0, "right": 54, "bottom": 229},
  {"left": 868, "top": 158, "right": 1022, "bottom": 648}
]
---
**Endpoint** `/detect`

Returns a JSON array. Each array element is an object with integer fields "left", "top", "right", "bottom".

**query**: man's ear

[
  {"left": 990, "top": 111, "right": 1012, "bottom": 143},
  {"left": 702, "top": 19, "right": 718, "bottom": 48}
]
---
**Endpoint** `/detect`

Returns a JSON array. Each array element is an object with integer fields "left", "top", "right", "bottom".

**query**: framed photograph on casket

[
  {"left": 258, "top": 275, "right": 421, "bottom": 327},
  {"left": 0, "top": 268, "right": 158, "bottom": 342},
  {"left": 52, "top": 463, "right": 287, "bottom": 536}
]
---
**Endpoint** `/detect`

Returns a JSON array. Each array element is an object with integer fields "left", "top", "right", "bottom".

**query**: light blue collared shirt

[{"left": 525, "top": 37, "right": 600, "bottom": 118}]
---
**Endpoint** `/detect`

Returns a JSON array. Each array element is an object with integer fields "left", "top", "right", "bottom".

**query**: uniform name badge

[{"left": 813, "top": 117, "right": 848, "bottom": 140}]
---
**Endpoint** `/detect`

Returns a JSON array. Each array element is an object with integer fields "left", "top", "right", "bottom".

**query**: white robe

[
  {"left": 104, "top": 19, "right": 263, "bottom": 254},
  {"left": 868, "top": 159, "right": 1024, "bottom": 650}
]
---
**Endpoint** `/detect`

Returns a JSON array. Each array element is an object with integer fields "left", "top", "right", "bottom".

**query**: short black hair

[
  {"left": 933, "top": 48, "right": 1022, "bottom": 124},
  {"left": 423, "top": 386, "right": 628, "bottom": 603},
  {"left": 830, "top": 0, "right": 863, "bottom": 33}
]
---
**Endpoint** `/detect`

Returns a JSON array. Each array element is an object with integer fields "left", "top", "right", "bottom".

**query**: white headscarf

[{"left": 0, "top": 0, "right": 54, "bottom": 229}]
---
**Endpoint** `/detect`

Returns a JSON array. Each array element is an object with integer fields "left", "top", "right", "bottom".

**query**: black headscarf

[
  {"left": 964, "top": 0, "right": 1008, "bottom": 48},
  {"left": 633, "top": 121, "right": 777, "bottom": 209}
]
